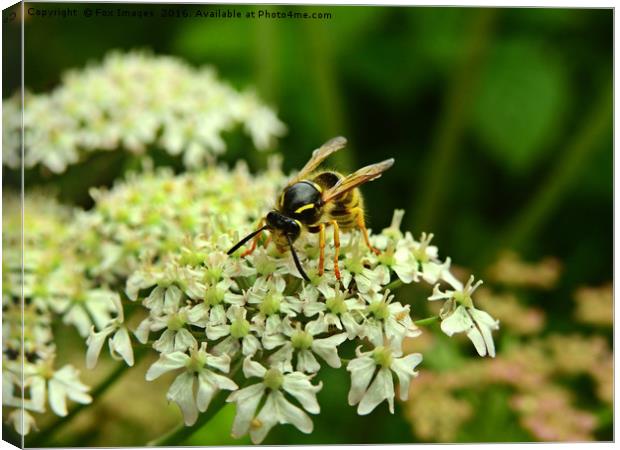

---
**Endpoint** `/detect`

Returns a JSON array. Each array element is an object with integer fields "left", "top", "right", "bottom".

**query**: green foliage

[{"left": 472, "top": 39, "right": 568, "bottom": 173}]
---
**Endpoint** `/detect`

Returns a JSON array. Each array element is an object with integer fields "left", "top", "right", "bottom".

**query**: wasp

[{"left": 227, "top": 136, "right": 394, "bottom": 282}]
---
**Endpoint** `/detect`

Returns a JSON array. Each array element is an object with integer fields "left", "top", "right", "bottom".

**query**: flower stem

[
  {"left": 500, "top": 79, "right": 612, "bottom": 253},
  {"left": 28, "top": 346, "right": 148, "bottom": 446},
  {"left": 414, "top": 316, "right": 439, "bottom": 326},
  {"left": 410, "top": 8, "right": 496, "bottom": 232},
  {"left": 385, "top": 279, "right": 404, "bottom": 291},
  {"left": 302, "top": 8, "right": 352, "bottom": 171}
]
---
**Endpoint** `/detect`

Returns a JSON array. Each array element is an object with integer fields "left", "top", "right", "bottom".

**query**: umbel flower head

[
  {"left": 2, "top": 194, "right": 94, "bottom": 435},
  {"left": 3, "top": 51, "right": 286, "bottom": 173},
  {"left": 3, "top": 159, "right": 499, "bottom": 442},
  {"left": 67, "top": 158, "right": 495, "bottom": 442}
]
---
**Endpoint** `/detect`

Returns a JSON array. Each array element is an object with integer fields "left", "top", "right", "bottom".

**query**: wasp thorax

[{"left": 280, "top": 181, "right": 322, "bottom": 224}]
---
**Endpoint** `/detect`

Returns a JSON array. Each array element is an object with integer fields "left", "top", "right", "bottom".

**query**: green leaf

[{"left": 472, "top": 39, "right": 568, "bottom": 173}]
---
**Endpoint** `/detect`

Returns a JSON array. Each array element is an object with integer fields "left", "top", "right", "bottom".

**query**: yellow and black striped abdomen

[
  {"left": 326, "top": 188, "right": 363, "bottom": 230},
  {"left": 304, "top": 170, "right": 365, "bottom": 231}
]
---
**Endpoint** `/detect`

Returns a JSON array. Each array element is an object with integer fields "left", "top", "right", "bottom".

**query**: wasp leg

[
  {"left": 352, "top": 207, "right": 380, "bottom": 255},
  {"left": 241, "top": 218, "right": 265, "bottom": 257},
  {"left": 331, "top": 220, "right": 341, "bottom": 280},
  {"left": 318, "top": 223, "right": 326, "bottom": 276}
]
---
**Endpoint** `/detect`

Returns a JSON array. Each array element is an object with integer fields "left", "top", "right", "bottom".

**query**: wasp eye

[
  {"left": 287, "top": 219, "right": 301, "bottom": 240},
  {"left": 266, "top": 211, "right": 279, "bottom": 228}
]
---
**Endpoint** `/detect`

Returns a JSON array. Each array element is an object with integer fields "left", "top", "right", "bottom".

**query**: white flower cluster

[
  {"left": 4, "top": 163, "right": 498, "bottom": 442},
  {"left": 2, "top": 51, "right": 286, "bottom": 173},
  {"left": 2, "top": 194, "right": 95, "bottom": 435},
  {"left": 79, "top": 165, "right": 498, "bottom": 443}
]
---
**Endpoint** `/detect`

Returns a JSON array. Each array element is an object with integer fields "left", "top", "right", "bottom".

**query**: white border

[{"left": 0, "top": 1, "right": 616, "bottom": 450}]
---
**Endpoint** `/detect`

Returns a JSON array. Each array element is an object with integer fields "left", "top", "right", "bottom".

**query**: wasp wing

[
  {"left": 287, "top": 136, "right": 348, "bottom": 186},
  {"left": 321, "top": 158, "right": 395, "bottom": 204}
]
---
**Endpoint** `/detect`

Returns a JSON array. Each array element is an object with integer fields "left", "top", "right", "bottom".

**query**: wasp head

[{"left": 266, "top": 211, "right": 301, "bottom": 243}]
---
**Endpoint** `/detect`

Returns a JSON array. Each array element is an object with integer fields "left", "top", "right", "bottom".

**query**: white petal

[
  {"left": 174, "top": 328, "right": 196, "bottom": 352},
  {"left": 363, "top": 320, "right": 384, "bottom": 348},
  {"left": 110, "top": 327, "right": 134, "bottom": 366},
  {"left": 470, "top": 307, "right": 500, "bottom": 329},
  {"left": 296, "top": 350, "right": 320, "bottom": 373},
  {"left": 347, "top": 355, "right": 376, "bottom": 406},
  {"left": 206, "top": 353, "right": 231, "bottom": 373},
  {"left": 187, "top": 303, "right": 209, "bottom": 324},
  {"left": 358, "top": 367, "right": 394, "bottom": 415},
  {"left": 305, "top": 317, "right": 327, "bottom": 336},
  {"left": 265, "top": 315, "right": 282, "bottom": 335},
  {"left": 466, "top": 327, "right": 488, "bottom": 357},
  {"left": 227, "top": 383, "right": 266, "bottom": 438},
  {"left": 262, "top": 332, "right": 287, "bottom": 350},
  {"left": 242, "top": 335, "right": 261, "bottom": 356},
  {"left": 133, "top": 317, "right": 151, "bottom": 344},
  {"left": 209, "top": 304, "right": 227, "bottom": 325},
  {"left": 10, "top": 409, "right": 37, "bottom": 435},
  {"left": 273, "top": 390, "right": 313, "bottom": 432},
  {"left": 204, "top": 371, "right": 238, "bottom": 392},
  {"left": 29, "top": 376, "right": 47, "bottom": 413},
  {"left": 153, "top": 329, "right": 175, "bottom": 353},
  {"left": 164, "top": 285, "right": 183, "bottom": 312},
  {"left": 303, "top": 300, "right": 326, "bottom": 318},
  {"left": 249, "top": 392, "right": 279, "bottom": 444},
  {"left": 206, "top": 323, "right": 230, "bottom": 340},
  {"left": 47, "top": 379, "right": 68, "bottom": 416},
  {"left": 213, "top": 336, "right": 240, "bottom": 356},
  {"left": 311, "top": 333, "right": 347, "bottom": 368},
  {"left": 282, "top": 372, "right": 321, "bottom": 414},
  {"left": 146, "top": 352, "right": 189, "bottom": 381},
  {"left": 63, "top": 306, "right": 92, "bottom": 337},
  {"left": 85, "top": 326, "right": 114, "bottom": 369},
  {"left": 341, "top": 313, "right": 361, "bottom": 339},
  {"left": 478, "top": 324, "right": 496, "bottom": 358},
  {"left": 167, "top": 372, "right": 197, "bottom": 426},
  {"left": 427, "top": 284, "right": 452, "bottom": 301},
  {"left": 242, "top": 357, "right": 267, "bottom": 379},
  {"left": 390, "top": 353, "right": 422, "bottom": 400},
  {"left": 440, "top": 306, "right": 473, "bottom": 336},
  {"left": 195, "top": 372, "right": 217, "bottom": 412},
  {"left": 65, "top": 387, "right": 92, "bottom": 405},
  {"left": 439, "top": 266, "right": 463, "bottom": 291},
  {"left": 143, "top": 286, "right": 165, "bottom": 313}
]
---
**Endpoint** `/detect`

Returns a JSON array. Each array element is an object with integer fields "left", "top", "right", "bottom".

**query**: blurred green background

[{"left": 3, "top": 2, "right": 612, "bottom": 446}]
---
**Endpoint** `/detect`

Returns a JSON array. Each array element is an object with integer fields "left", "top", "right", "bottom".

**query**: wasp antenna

[
  {"left": 227, "top": 226, "right": 268, "bottom": 255},
  {"left": 286, "top": 234, "right": 310, "bottom": 282}
]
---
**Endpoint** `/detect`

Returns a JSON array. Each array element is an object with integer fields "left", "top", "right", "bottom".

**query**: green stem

[
  {"left": 411, "top": 9, "right": 496, "bottom": 232},
  {"left": 249, "top": 9, "right": 279, "bottom": 171},
  {"left": 385, "top": 279, "right": 404, "bottom": 291},
  {"left": 29, "top": 346, "right": 149, "bottom": 446},
  {"left": 500, "top": 79, "right": 612, "bottom": 253},
  {"left": 414, "top": 316, "right": 439, "bottom": 326},
  {"left": 302, "top": 8, "right": 352, "bottom": 171},
  {"left": 254, "top": 9, "right": 278, "bottom": 103}
]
